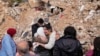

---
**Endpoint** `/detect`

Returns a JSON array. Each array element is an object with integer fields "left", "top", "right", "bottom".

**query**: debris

[{"left": 84, "top": 10, "right": 95, "bottom": 21}]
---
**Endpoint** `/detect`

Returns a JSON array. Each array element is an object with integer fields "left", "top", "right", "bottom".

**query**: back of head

[
  {"left": 27, "top": 41, "right": 33, "bottom": 51},
  {"left": 64, "top": 26, "right": 76, "bottom": 39},
  {"left": 93, "top": 37, "right": 100, "bottom": 56},
  {"left": 38, "top": 18, "right": 44, "bottom": 24},
  {"left": 17, "top": 40, "right": 29, "bottom": 54}
]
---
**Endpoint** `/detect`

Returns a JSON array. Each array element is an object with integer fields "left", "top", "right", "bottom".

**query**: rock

[
  {"left": 7, "top": 7, "right": 22, "bottom": 21},
  {"left": 84, "top": 10, "right": 95, "bottom": 21},
  {"left": 28, "top": 0, "right": 45, "bottom": 8},
  {"left": 0, "top": 0, "right": 100, "bottom": 54}
]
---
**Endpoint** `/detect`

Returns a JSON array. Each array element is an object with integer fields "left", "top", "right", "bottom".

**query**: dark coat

[
  {"left": 32, "top": 23, "right": 40, "bottom": 37},
  {"left": 53, "top": 35, "right": 83, "bottom": 56}
]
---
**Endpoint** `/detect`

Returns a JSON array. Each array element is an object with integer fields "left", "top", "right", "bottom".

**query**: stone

[
  {"left": 0, "top": 0, "right": 100, "bottom": 54},
  {"left": 84, "top": 10, "right": 95, "bottom": 21}
]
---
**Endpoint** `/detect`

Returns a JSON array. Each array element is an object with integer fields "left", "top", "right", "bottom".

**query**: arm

[{"left": 39, "top": 32, "right": 56, "bottom": 49}]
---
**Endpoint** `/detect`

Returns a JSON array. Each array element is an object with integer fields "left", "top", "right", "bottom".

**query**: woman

[
  {"left": 35, "top": 23, "right": 59, "bottom": 56},
  {"left": 0, "top": 28, "right": 17, "bottom": 56},
  {"left": 86, "top": 37, "right": 100, "bottom": 56}
]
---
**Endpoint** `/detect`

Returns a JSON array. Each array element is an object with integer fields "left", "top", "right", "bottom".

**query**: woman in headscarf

[{"left": 0, "top": 28, "right": 17, "bottom": 56}]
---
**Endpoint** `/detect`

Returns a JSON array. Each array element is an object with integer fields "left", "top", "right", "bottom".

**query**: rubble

[
  {"left": 0, "top": 0, "right": 100, "bottom": 54},
  {"left": 7, "top": 7, "right": 22, "bottom": 21}
]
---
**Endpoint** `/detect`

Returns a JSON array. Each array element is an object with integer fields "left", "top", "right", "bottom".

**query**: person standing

[
  {"left": 53, "top": 26, "right": 83, "bottom": 56},
  {"left": 0, "top": 28, "right": 17, "bottom": 56},
  {"left": 86, "top": 37, "right": 100, "bottom": 56}
]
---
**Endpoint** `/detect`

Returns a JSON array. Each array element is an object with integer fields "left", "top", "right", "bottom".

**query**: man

[
  {"left": 36, "top": 23, "right": 58, "bottom": 56},
  {"left": 53, "top": 26, "right": 83, "bottom": 56},
  {"left": 0, "top": 28, "right": 17, "bottom": 56},
  {"left": 16, "top": 40, "right": 30, "bottom": 56},
  {"left": 31, "top": 18, "right": 44, "bottom": 42}
]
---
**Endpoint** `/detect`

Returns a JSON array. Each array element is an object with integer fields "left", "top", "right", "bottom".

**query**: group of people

[{"left": 0, "top": 18, "right": 100, "bottom": 56}]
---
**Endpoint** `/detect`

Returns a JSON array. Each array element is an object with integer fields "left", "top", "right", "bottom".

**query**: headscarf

[{"left": 7, "top": 28, "right": 16, "bottom": 37}]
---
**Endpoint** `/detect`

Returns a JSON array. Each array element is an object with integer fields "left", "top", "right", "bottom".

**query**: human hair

[
  {"left": 44, "top": 23, "right": 52, "bottom": 32},
  {"left": 38, "top": 18, "right": 44, "bottom": 24},
  {"left": 17, "top": 41, "right": 29, "bottom": 54},
  {"left": 27, "top": 41, "right": 33, "bottom": 51},
  {"left": 64, "top": 26, "right": 76, "bottom": 39},
  {"left": 93, "top": 37, "right": 100, "bottom": 56}
]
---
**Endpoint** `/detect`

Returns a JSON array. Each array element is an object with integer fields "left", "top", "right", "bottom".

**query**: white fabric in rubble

[
  {"left": 84, "top": 10, "right": 95, "bottom": 21},
  {"left": 80, "top": 5, "right": 85, "bottom": 12}
]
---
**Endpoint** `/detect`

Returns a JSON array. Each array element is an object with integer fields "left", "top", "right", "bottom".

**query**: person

[
  {"left": 85, "top": 45, "right": 94, "bottom": 56},
  {"left": 31, "top": 18, "right": 44, "bottom": 42},
  {"left": 53, "top": 26, "right": 83, "bottom": 56},
  {"left": 38, "top": 23, "right": 56, "bottom": 49},
  {"left": 0, "top": 28, "right": 17, "bottom": 56},
  {"left": 16, "top": 40, "right": 30, "bottom": 56},
  {"left": 86, "top": 37, "right": 100, "bottom": 56},
  {"left": 0, "top": 37, "right": 2, "bottom": 49},
  {"left": 28, "top": 41, "right": 36, "bottom": 56},
  {"left": 35, "top": 23, "right": 58, "bottom": 56}
]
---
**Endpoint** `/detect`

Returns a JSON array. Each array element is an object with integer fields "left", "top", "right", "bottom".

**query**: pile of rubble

[{"left": 0, "top": 0, "right": 100, "bottom": 53}]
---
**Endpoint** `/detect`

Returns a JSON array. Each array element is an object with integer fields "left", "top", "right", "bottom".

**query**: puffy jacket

[{"left": 53, "top": 35, "right": 83, "bottom": 56}]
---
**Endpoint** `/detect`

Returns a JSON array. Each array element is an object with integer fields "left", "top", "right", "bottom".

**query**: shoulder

[
  {"left": 2, "top": 34, "right": 11, "bottom": 43},
  {"left": 3, "top": 34, "right": 11, "bottom": 40},
  {"left": 50, "top": 31, "right": 56, "bottom": 38},
  {"left": 55, "top": 36, "right": 64, "bottom": 44},
  {"left": 56, "top": 36, "right": 65, "bottom": 41},
  {"left": 37, "top": 27, "right": 44, "bottom": 31},
  {"left": 32, "top": 23, "right": 38, "bottom": 27}
]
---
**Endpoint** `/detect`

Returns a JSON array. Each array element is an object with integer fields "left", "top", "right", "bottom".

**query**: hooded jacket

[{"left": 53, "top": 35, "right": 83, "bottom": 56}]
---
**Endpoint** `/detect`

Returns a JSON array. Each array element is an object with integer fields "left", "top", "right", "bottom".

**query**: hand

[
  {"left": 36, "top": 42, "right": 42, "bottom": 45},
  {"left": 32, "top": 42, "right": 39, "bottom": 49},
  {"left": 33, "top": 42, "right": 39, "bottom": 46},
  {"left": 36, "top": 42, "right": 44, "bottom": 47}
]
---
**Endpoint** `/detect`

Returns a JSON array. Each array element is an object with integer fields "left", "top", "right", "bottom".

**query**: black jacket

[
  {"left": 32, "top": 23, "right": 40, "bottom": 37},
  {"left": 53, "top": 35, "right": 83, "bottom": 56}
]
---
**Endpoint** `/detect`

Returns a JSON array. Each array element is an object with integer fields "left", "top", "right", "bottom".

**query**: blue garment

[{"left": 0, "top": 34, "right": 16, "bottom": 56}]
